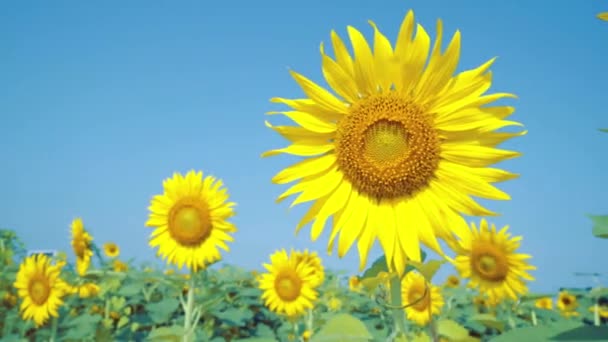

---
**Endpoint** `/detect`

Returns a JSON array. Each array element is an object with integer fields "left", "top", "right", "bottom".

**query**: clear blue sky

[{"left": 1, "top": 0, "right": 607, "bottom": 294}]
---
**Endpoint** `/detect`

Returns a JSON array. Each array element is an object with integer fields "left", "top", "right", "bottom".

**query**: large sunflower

[
  {"left": 145, "top": 170, "right": 237, "bottom": 271},
  {"left": 70, "top": 218, "right": 94, "bottom": 276},
  {"left": 453, "top": 219, "right": 535, "bottom": 301},
  {"left": 13, "top": 254, "right": 69, "bottom": 327},
  {"left": 263, "top": 9, "right": 524, "bottom": 275},
  {"left": 401, "top": 271, "right": 444, "bottom": 326},
  {"left": 258, "top": 249, "right": 319, "bottom": 317}
]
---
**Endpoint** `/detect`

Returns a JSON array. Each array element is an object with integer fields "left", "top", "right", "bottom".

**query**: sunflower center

[
  {"left": 407, "top": 285, "right": 430, "bottom": 311},
  {"left": 471, "top": 245, "right": 509, "bottom": 282},
  {"left": 274, "top": 271, "right": 302, "bottom": 302},
  {"left": 168, "top": 197, "right": 211, "bottom": 247},
  {"left": 562, "top": 297, "right": 571, "bottom": 306},
  {"left": 335, "top": 94, "right": 440, "bottom": 201},
  {"left": 28, "top": 277, "right": 50, "bottom": 305},
  {"left": 73, "top": 239, "right": 89, "bottom": 258}
]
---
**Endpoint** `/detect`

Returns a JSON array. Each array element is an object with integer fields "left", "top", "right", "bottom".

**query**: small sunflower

[
  {"left": 535, "top": 297, "right": 553, "bottom": 310},
  {"left": 113, "top": 259, "right": 128, "bottom": 272},
  {"left": 263, "top": 9, "right": 524, "bottom": 276},
  {"left": 348, "top": 276, "right": 362, "bottom": 292},
  {"left": 401, "top": 271, "right": 444, "bottom": 326},
  {"left": 444, "top": 275, "right": 460, "bottom": 288},
  {"left": 70, "top": 218, "right": 94, "bottom": 276},
  {"left": 598, "top": 12, "right": 608, "bottom": 21},
  {"left": 13, "top": 254, "right": 69, "bottom": 327},
  {"left": 557, "top": 291, "right": 578, "bottom": 312},
  {"left": 453, "top": 219, "right": 535, "bottom": 302},
  {"left": 258, "top": 249, "right": 319, "bottom": 317},
  {"left": 589, "top": 305, "right": 608, "bottom": 319},
  {"left": 103, "top": 242, "right": 120, "bottom": 258},
  {"left": 70, "top": 283, "right": 101, "bottom": 299},
  {"left": 327, "top": 297, "right": 342, "bottom": 311},
  {"left": 145, "top": 170, "right": 237, "bottom": 272},
  {"left": 292, "top": 249, "right": 325, "bottom": 287}
]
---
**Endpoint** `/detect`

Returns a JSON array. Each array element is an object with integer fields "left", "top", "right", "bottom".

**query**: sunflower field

[{"left": 3, "top": 6, "right": 608, "bottom": 342}]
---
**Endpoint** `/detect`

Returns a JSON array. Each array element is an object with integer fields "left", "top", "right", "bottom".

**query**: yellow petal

[
  {"left": 266, "top": 110, "right": 336, "bottom": 133},
  {"left": 320, "top": 48, "right": 360, "bottom": 103},
  {"left": 336, "top": 193, "right": 369, "bottom": 258},
  {"left": 347, "top": 26, "right": 377, "bottom": 96},
  {"left": 289, "top": 71, "right": 348, "bottom": 115},
  {"left": 436, "top": 162, "right": 510, "bottom": 200},
  {"left": 397, "top": 23, "right": 431, "bottom": 94},
  {"left": 310, "top": 180, "right": 352, "bottom": 240},
  {"left": 598, "top": 12, "right": 608, "bottom": 21},
  {"left": 261, "top": 142, "right": 334, "bottom": 158},
  {"left": 264, "top": 120, "right": 334, "bottom": 143},
  {"left": 440, "top": 144, "right": 521, "bottom": 167},
  {"left": 270, "top": 97, "right": 342, "bottom": 121},
  {"left": 368, "top": 20, "right": 395, "bottom": 92},
  {"left": 271, "top": 154, "right": 336, "bottom": 184},
  {"left": 330, "top": 30, "right": 355, "bottom": 78}
]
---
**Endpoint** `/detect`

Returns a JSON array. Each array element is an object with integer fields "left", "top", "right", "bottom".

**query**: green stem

[
  {"left": 531, "top": 310, "right": 537, "bottom": 326},
  {"left": 182, "top": 274, "right": 196, "bottom": 342},
  {"left": 49, "top": 316, "right": 59, "bottom": 342},
  {"left": 594, "top": 303, "right": 600, "bottom": 327},
  {"left": 389, "top": 274, "right": 407, "bottom": 339},
  {"left": 306, "top": 308, "right": 314, "bottom": 332}
]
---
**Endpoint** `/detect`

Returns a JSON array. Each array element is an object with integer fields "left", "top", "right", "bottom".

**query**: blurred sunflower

[
  {"left": 113, "top": 259, "right": 128, "bottom": 272},
  {"left": 453, "top": 219, "right": 535, "bottom": 302},
  {"left": 258, "top": 249, "right": 319, "bottom": 317},
  {"left": 599, "top": 12, "right": 608, "bottom": 21},
  {"left": 348, "top": 275, "right": 362, "bottom": 292},
  {"left": 145, "top": 170, "right": 237, "bottom": 272},
  {"left": 71, "top": 218, "right": 94, "bottom": 276},
  {"left": 535, "top": 297, "right": 553, "bottom": 310},
  {"left": 292, "top": 249, "right": 325, "bottom": 287},
  {"left": 263, "top": 9, "right": 523, "bottom": 275},
  {"left": 327, "top": 297, "right": 342, "bottom": 311},
  {"left": 589, "top": 305, "right": 608, "bottom": 319},
  {"left": 70, "top": 283, "right": 101, "bottom": 299},
  {"left": 557, "top": 291, "right": 579, "bottom": 314},
  {"left": 103, "top": 242, "right": 120, "bottom": 258},
  {"left": 444, "top": 274, "right": 460, "bottom": 288},
  {"left": 401, "top": 271, "right": 444, "bottom": 326},
  {"left": 13, "top": 254, "right": 69, "bottom": 327}
]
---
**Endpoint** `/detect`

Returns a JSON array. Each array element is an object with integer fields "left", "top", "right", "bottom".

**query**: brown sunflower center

[
  {"left": 562, "top": 297, "right": 572, "bottom": 306},
  {"left": 335, "top": 94, "right": 440, "bottom": 201},
  {"left": 28, "top": 277, "right": 50, "bottom": 305},
  {"left": 471, "top": 244, "right": 509, "bottom": 282},
  {"left": 168, "top": 197, "right": 212, "bottom": 247},
  {"left": 274, "top": 271, "right": 302, "bottom": 302},
  {"left": 447, "top": 276, "right": 460, "bottom": 287},
  {"left": 407, "top": 284, "right": 430, "bottom": 311},
  {"left": 73, "top": 237, "right": 90, "bottom": 258}
]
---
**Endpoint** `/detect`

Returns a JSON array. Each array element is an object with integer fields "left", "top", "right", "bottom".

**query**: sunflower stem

[
  {"left": 531, "top": 309, "right": 537, "bottom": 326},
  {"left": 49, "top": 316, "right": 59, "bottom": 342},
  {"left": 306, "top": 308, "right": 314, "bottom": 332},
  {"left": 182, "top": 273, "right": 196, "bottom": 342},
  {"left": 389, "top": 273, "right": 407, "bottom": 339},
  {"left": 594, "top": 303, "right": 600, "bottom": 327}
]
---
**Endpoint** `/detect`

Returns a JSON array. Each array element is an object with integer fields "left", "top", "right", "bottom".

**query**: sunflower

[
  {"left": 599, "top": 12, "right": 608, "bottom": 21},
  {"left": 258, "top": 249, "right": 319, "bottom": 317},
  {"left": 113, "top": 259, "right": 128, "bottom": 272},
  {"left": 444, "top": 274, "right": 460, "bottom": 288},
  {"left": 70, "top": 283, "right": 101, "bottom": 299},
  {"left": 453, "top": 219, "right": 535, "bottom": 302},
  {"left": 71, "top": 218, "right": 94, "bottom": 276},
  {"left": 145, "top": 170, "right": 237, "bottom": 272},
  {"left": 103, "top": 242, "right": 120, "bottom": 258},
  {"left": 348, "top": 275, "right": 362, "bottom": 292},
  {"left": 263, "top": 9, "right": 524, "bottom": 275},
  {"left": 589, "top": 305, "right": 608, "bottom": 319},
  {"left": 557, "top": 291, "right": 578, "bottom": 312},
  {"left": 13, "top": 254, "right": 69, "bottom": 327},
  {"left": 292, "top": 249, "right": 325, "bottom": 287},
  {"left": 401, "top": 271, "right": 444, "bottom": 326},
  {"left": 535, "top": 297, "right": 553, "bottom": 310},
  {"left": 327, "top": 297, "right": 342, "bottom": 311}
]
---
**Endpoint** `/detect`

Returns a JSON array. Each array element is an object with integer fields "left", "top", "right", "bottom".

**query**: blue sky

[{"left": 1, "top": 0, "right": 607, "bottom": 293}]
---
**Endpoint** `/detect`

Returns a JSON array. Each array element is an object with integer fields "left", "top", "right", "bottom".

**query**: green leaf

[
  {"left": 146, "top": 298, "right": 180, "bottom": 324},
  {"left": 361, "top": 251, "right": 427, "bottom": 279},
  {"left": 589, "top": 287, "right": 608, "bottom": 298},
  {"left": 234, "top": 339, "right": 277, "bottom": 342},
  {"left": 407, "top": 259, "right": 446, "bottom": 282},
  {"left": 519, "top": 293, "right": 555, "bottom": 302},
  {"left": 146, "top": 325, "right": 186, "bottom": 342},
  {"left": 62, "top": 314, "right": 101, "bottom": 340},
  {"left": 587, "top": 215, "right": 608, "bottom": 239},
  {"left": 118, "top": 282, "right": 143, "bottom": 297},
  {"left": 435, "top": 319, "right": 470, "bottom": 341},
  {"left": 214, "top": 308, "right": 254, "bottom": 325},
  {"left": 468, "top": 314, "right": 505, "bottom": 332},
  {"left": 312, "top": 313, "right": 373, "bottom": 342},
  {"left": 489, "top": 321, "right": 586, "bottom": 342}
]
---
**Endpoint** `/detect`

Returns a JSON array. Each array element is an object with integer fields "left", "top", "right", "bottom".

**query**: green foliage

[
  {"left": 588, "top": 215, "right": 608, "bottom": 239},
  {"left": 311, "top": 314, "right": 373, "bottom": 341}
]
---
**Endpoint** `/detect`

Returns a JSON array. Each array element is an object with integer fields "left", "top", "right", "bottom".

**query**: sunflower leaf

[
  {"left": 519, "top": 293, "right": 555, "bottom": 302},
  {"left": 146, "top": 325, "right": 186, "bottom": 341},
  {"left": 361, "top": 251, "right": 427, "bottom": 279},
  {"left": 406, "top": 259, "right": 446, "bottom": 282},
  {"left": 587, "top": 215, "right": 608, "bottom": 239},
  {"left": 435, "top": 319, "right": 471, "bottom": 341},
  {"left": 467, "top": 313, "right": 505, "bottom": 332},
  {"left": 312, "top": 313, "right": 374, "bottom": 341}
]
